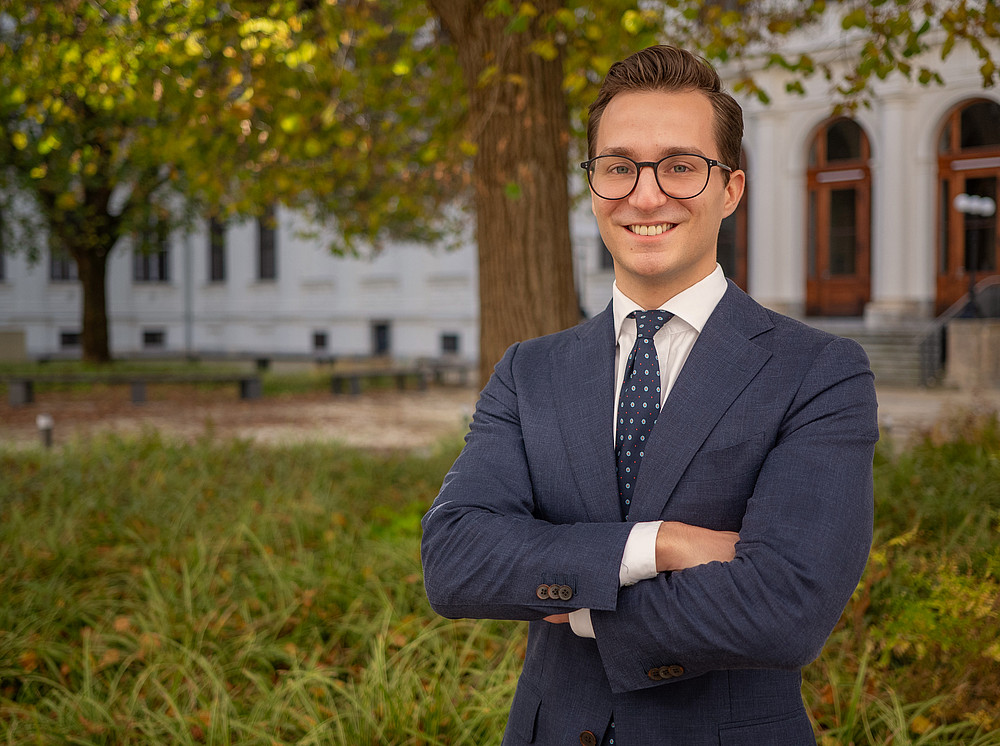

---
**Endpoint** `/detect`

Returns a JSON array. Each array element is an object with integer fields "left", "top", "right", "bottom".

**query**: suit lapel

[
  {"left": 628, "top": 284, "right": 774, "bottom": 522},
  {"left": 551, "top": 304, "right": 621, "bottom": 522}
]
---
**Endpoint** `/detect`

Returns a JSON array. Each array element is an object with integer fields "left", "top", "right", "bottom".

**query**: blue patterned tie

[{"left": 617, "top": 310, "right": 672, "bottom": 519}]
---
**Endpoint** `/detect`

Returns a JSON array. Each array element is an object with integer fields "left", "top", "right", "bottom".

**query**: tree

[
  {"left": 0, "top": 0, "right": 465, "bottom": 363},
  {"left": 2, "top": 0, "right": 996, "bottom": 374}
]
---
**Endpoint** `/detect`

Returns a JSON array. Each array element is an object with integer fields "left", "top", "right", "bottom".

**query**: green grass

[{"left": 1, "top": 413, "right": 998, "bottom": 744}]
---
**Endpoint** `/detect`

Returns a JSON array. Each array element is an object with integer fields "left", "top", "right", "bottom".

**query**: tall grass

[{"left": 1, "top": 413, "right": 998, "bottom": 744}]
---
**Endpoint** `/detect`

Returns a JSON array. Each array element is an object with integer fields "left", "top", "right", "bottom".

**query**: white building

[{"left": 1, "top": 31, "right": 998, "bottom": 384}]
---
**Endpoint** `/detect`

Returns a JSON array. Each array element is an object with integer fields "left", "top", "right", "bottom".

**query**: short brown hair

[{"left": 587, "top": 45, "right": 743, "bottom": 173}]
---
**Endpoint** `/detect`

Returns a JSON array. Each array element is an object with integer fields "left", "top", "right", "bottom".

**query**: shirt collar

[{"left": 613, "top": 264, "right": 728, "bottom": 342}]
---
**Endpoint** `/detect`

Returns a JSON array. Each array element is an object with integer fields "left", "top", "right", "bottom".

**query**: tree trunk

[
  {"left": 429, "top": 1, "right": 581, "bottom": 387},
  {"left": 72, "top": 245, "right": 112, "bottom": 363}
]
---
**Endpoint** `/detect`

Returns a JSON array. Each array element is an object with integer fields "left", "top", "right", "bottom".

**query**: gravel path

[{"left": 2, "top": 383, "right": 998, "bottom": 452}]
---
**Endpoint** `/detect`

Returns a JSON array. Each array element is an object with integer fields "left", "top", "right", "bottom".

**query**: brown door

[
  {"left": 806, "top": 119, "right": 872, "bottom": 317},
  {"left": 936, "top": 100, "right": 1000, "bottom": 314},
  {"left": 718, "top": 150, "right": 749, "bottom": 291}
]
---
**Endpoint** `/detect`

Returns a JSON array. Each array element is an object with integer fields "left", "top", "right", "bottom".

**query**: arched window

[
  {"left": 805, "top": 118, "right": 872, "bottom": 316},
  {"left": 936, "top": 99, "right": 1000, "bottom": 314}
]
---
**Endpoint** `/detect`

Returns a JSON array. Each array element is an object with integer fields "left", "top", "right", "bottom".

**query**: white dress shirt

[{"left": 568, "top": 265, "right": 728, "bottom": 638}]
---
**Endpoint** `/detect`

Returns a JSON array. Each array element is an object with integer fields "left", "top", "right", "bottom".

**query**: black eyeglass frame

[{"left": 580, "top": 153, "right": 734, "bottom": 201}]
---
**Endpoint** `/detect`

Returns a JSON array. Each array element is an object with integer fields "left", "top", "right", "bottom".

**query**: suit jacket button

[
  {"left": 547, "top": 584, "right": 561, "bottom": 600},
  {"left": 579, "top": 731, "right": 597, "bottom": 746},
  {"left": 647, "top": 667, "right": 662, "bottom": 681},
  {"left": 558, "top": 584, "right": 573, "bottom": 600},
  {"left": 667, "top": 664, "right": 685, "bottom": 678},
  {"left": 536, "top": 584, "right": 550, "bottom": 600}
]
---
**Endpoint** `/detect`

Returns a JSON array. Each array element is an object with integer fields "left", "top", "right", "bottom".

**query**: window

[
  {"left": 313, "top": 331, "right": 328, "bottom": 351},
  {"left": 441, "top": 333, "right": 460, "bottom": 355},
  {"left": 142, "top": 329, "right": 166, "bottom": 349},
  {"left": 258, "top": 205, "right": 277, "bottom": 281},
  {"left": 209, "top": 218, "right": 226, "bottom": 283},
  {"left": 805, "top": 118, "right": 872, "bottom": 317},
  {"left": 134, "top": 210, "right": 170, "bottom": 283},
  {"left": 59, "top": 330, "right": 81, "bottom": 349},
  {"left": 936, "top": 98, "right": 1000, "bottom": 313},
  {"left": 0, "top": 208, "right": 6, "bottom": 281},
  {"left": 49, "top": 248, "right": 78, "bottom": 281},
  {"left": 598, "top": 231, "right": 615, "bottom": 271},
  {"left": 372, "top": 321, "right": 390, "bottom": 356}
]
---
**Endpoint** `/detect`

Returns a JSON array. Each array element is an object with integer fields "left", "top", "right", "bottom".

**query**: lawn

[{"left": 1, "top": 413, "right": 998, "bottom": 744}]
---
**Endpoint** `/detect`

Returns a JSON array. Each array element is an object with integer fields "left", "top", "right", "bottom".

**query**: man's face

[{"left": 591, "top": 89, "right": 745, "bottom": 308}]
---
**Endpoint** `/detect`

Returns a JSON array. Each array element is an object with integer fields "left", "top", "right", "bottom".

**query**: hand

[
  {"left": 655, "top": 521, "right": 739, "bottom": 573},
  {"left": 543, "top": 614, "right": 570, "bottom": 624}
]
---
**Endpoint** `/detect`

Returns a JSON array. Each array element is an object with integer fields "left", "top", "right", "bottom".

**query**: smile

[{"left": 627, "top": 223, "right": 675, "bottom": 236}]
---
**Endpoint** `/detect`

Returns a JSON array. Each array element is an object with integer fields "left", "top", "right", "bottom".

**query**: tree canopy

[{"left": 1, "top": 0, "right": 997, "bottom": 368}]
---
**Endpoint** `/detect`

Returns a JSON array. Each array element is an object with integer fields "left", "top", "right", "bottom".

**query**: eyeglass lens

[{"left": 587, "top": 154, "right": 713, "bottom": 200}]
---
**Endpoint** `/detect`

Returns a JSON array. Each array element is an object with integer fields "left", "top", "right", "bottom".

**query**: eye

[{"left": 601, "top": 158, "right": 636, "bottom": 176}]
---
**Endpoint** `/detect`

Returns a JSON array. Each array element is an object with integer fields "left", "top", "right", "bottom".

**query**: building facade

[{"left": 1, "top": 33, "right": 998, "bottom": 368}]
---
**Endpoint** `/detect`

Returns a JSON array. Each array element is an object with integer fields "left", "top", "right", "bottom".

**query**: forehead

[{"left": 595, "top": 89, "right": 717, "bottom": 156}]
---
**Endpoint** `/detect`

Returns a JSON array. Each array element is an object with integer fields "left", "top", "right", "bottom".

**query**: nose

[{"left": 629, "top": 164, "right": 669, "bottom": 210}]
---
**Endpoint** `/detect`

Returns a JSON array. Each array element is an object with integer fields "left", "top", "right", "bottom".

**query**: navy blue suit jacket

[{"left": 421, "top": 282, "right": 878, "bottom": 745}]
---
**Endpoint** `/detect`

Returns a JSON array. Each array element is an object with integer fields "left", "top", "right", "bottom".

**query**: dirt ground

[
  {"left": 2, "top": 382, "right": 998, "bottom": 452},
  {"left": 0, "top": 384, "right": 480, "bottom": 452}
]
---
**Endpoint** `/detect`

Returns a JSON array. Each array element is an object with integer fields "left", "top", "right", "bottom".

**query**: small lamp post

[
  {"left": 36, "top": 413, "right": 54, "bottom": 448},
  {"left": 953, "top": 193, "right": 997, "bottom": 318}
]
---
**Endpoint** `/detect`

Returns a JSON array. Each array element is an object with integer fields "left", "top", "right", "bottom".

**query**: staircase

[
  {"left": 840, "top": 329, "right": 929, "bottom": 387},
  {"left": 808, "top": 322, "right": 929, "bottom": 387}
]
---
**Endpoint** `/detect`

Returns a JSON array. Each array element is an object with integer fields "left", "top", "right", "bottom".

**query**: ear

[{"left": 721, "top": 170, "right": 746, "bottom": 219}]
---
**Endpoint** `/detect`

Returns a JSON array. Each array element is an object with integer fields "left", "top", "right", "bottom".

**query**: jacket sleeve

[
  {"left": 590, "top": 336, "right": 878, "bottom": 693},
  {"left": 421, "top": 342, "right": 634, "bottom": 621}
]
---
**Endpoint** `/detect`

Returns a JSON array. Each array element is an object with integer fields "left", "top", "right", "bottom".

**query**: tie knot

[{"left": 630, "top": 310, "right": 672, "bottom": 341}]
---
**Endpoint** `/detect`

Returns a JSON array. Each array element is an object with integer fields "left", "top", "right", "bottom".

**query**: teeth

[{"left": 630, "top": 224, "right": 672, "bottom": 236}]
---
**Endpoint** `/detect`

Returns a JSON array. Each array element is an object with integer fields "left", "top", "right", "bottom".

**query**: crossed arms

[{"left": 421, "top": 334, "right": 878, "bottom": 693}]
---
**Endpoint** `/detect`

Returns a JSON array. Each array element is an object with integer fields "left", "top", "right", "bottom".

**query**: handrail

[{"left": 918, "top": 275, "right": 1000, "bottom": 385}]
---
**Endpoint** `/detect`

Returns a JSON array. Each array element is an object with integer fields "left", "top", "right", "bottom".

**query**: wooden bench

[
  {"left": 1, "top": 373, "right": 262, "bottom": 407},
  {"left": 330, "top": 368, "right": 429, "bottom": 395},
  {"left": 329, "top": 359, "right": 473, "bottom": 395}
]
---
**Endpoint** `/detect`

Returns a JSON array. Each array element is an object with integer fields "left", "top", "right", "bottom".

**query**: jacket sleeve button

[
  {"left": 558, "top": 584, "right": 573, "bottom": 600},
  {"left": 579, "top": 731, "right": 597, "bottom": 746},
  {"left": 667, "top": 664, "right": 685, "bottom": 678},
  {"left": 647, "top": 667, "right": 663, "bottom": 681},
  {"left": 536, "top": 584, "right": 550, "bottom": 600}
]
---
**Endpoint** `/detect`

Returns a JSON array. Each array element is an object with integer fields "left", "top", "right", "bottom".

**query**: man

[{"left": 421, "top": 45, "right": 877, "bottom": 745}]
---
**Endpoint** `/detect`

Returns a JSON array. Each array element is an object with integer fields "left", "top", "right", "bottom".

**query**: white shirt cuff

[
  {"left": 620, "top": 521, "right": 662, "bottom": 586},
  {"left": 568, "top": 608, "right": 595, "bottom": 638},
  {"left": 566, "top": 521, "right": 663, "bottom": 639}
]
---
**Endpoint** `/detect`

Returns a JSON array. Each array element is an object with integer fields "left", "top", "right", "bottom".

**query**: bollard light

[{"left": 36, "top": 413, "right": 53, "bottom": 448}]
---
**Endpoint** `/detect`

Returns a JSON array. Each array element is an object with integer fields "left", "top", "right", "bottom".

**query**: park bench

[
  {"left": 1, "top": 373, "right": 262, "bottom": 407},
  {"left": 330, "top": 367, "right": 429, "bottom": 395},
  {"left": 330, "top": 358, "right": 472, "bottom": 395}
]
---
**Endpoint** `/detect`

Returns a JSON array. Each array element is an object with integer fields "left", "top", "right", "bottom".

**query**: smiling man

[{"left": 422, "top": 45, "right": 878, "bottom": 745}]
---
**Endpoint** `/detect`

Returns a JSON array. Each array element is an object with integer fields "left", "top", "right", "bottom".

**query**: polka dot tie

[{"left": 616, "top": 310, "right": 672, "bottom": 520}]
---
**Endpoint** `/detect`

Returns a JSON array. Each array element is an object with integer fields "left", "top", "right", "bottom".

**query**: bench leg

[
  {"left": 239, "top": 377, "right": 262, "bottom": 400},
  {"left": 8, "top": 380, "right": 34, "bottom": 407}
]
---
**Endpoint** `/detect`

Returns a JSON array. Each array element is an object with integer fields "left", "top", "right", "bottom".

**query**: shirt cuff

[
  {"left": 568, "top": 608, "right": 595, "bottom": 639},
  {"left": 620, "top": 520, "right": 662, "bottom": 587}
]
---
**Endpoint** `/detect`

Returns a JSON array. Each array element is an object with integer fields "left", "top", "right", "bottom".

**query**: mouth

[{"left": 627, "top": 223, "right": 675, "bottom": 236}]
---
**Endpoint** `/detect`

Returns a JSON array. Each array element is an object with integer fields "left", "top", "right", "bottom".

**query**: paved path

[
  {"left": 2, "top": 383, "right": 997, "bottom": 452},
  {"left": 875, "top": 385, "right": 1000, "bottom": 447}
]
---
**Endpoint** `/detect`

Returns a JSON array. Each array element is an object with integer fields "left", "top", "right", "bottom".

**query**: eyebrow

[{"left": 597, "top": 145, "right": 711, "bottom": 160}]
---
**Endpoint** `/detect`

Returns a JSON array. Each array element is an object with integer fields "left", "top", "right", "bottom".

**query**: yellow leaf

[
  {"left": 11, "top": 131, "right": 28, "bottom": 150},
  {"left": 910, "top": 714, "right": 933, "bottom": 734}
]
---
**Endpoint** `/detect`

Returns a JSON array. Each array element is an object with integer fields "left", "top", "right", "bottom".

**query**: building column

[{"left": 865, "top": 93, "right": 929, "bottom": 325}]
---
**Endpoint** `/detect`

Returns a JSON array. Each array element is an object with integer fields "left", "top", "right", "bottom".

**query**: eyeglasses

[{"left": 581, "top": 153, "right": 733, "bottom": 201}]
